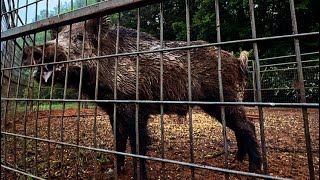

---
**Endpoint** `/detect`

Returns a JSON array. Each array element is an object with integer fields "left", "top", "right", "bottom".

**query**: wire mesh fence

[{"left": 1, "top": 0, "right": 319, "bottom": 180}]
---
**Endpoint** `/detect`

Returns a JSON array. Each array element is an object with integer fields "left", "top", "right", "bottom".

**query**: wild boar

[{"left": 23, "top": 18, "right": 260, "bottom": 179}]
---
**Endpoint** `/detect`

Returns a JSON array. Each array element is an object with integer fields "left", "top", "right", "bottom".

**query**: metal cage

[{"left": 1, "top": 0, "right": 319, "bottom": 179}]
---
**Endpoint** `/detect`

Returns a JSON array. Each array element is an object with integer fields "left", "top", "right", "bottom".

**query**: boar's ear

[
  {"left": 49, "top": 26, "right": 64, "bottom": 40},
  {"left": 86, "top": 16, "right": 111, "bottom": 35}
]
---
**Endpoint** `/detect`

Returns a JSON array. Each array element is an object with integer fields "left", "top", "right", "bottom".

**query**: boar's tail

[{"left": 239, "top": 50, "right": 249, "bottom": 80}]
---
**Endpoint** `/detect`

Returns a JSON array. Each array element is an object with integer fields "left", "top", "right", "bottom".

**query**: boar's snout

[
  {"left": 22, "top": 44, "right": 68, "bottom": 83},
  {"left": 22, "top": 46, "right": 43, "bottom": 65}
]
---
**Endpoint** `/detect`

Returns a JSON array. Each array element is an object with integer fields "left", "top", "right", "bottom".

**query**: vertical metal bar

[
  {"left": 6, "top": 0, "right": 15, "bottom": 27},
  {"left": 58, "top": 0, "right": 60, "bottom": 14},
  {"left": 135, "top": 8, "right": 141, "bottom": 180},
  {"left": 32, "top": 29, "right": 46, "bottom": 177},
  {"left": 60, "top": 24, "right": 72, "bottom": 180},
  {"left": 214, "top": 1, "right": 229, "bottom": 179},
  {"left": 113, "top": 13, "right": 120, "bottom": 180},
  {"left": 34, "top": 0, "right": 38, "bottom": 22},
  {"left": 45, "top": 29, "right": 59, "bottom": 179},
  {"left": 2, "top": 38, "right": 15, "bottom": 180},
  {"left": 12, "top": 41, "right": 24, "bottom": 180},
  {"left": 11, "top": 1, "right": 21, "bottom": 178},
  {"left": 288, "top": 0, "right": 315, "bottom": 179},
  {"left": 76, "top": 20, "right": 86, "bottom": 180},
  {"left": 248, "top": 0, "right": 267, "bottom": 174},
  {"left": 23, "top": 34, "right": 35, "bottom": 179},
  {"left": 93, "top": 17, "right": 102, "bottom": 180},
  {"left": 252, "top": 64, "right": 257, "bottom": 102},
  {"left": 71, "top": 0, "right": 73, "bottom": 11},
  {"left": 24, "top": 0, "right": 28, "bottom": 24},
  {"left": 159, "top": 2, "right": 166, "bottom": 180},
  {"left": 45, "top": 0, "right": 48, "bottom": 18},
  {"left": 185, "top": 0, "right": 194, "bottom": 178}
]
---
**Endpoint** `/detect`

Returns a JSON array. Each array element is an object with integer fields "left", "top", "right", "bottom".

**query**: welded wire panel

[{"left": 1, "top": 0, "right": 319, "bottom": 180}]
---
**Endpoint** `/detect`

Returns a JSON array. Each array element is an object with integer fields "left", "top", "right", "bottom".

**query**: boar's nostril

[{"left": 33, "top": 49, "right": 43, "bottom": 64}]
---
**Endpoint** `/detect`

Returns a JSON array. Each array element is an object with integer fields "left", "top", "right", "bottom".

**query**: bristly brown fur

[{"left": 23, "top": 17, "right": 261, "bottom": 179}]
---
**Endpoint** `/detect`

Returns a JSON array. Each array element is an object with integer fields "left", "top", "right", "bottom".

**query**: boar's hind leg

[
  {"left": 108, "top": 113, "right": 128, "bottom": 173},
  {"left": 200, "top": 105, "right": 261, "bottom": 172}
]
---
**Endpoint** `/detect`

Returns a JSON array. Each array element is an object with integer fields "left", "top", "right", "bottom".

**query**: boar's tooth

[
  {"left": 32, "top": 58, "right": 37, "bottom": 65},
  {"left": 55, "top": 65, "right": 63, "bottom": 71},
  {"left": 32, "top": 67, "right": 39, "bottom": 77},
  {"left": 43, "top": 71, "right": 53, "bottom": 83}
]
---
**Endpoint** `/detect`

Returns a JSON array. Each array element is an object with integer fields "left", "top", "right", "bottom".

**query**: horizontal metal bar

[
  {"left": 248, "top": 65, "right": 319, "bottom": 73},
  {"left": 248, "top": 51, "right": 319, "bottom": 64},
  {"left": 0, "top": 131, "right": 291, "bottom": 180},
  {"left": 0, "top": 0, "right": 165, "bottom": 41},
  {"left": 257, "top": 59, "right": 319, "bottom": 68},
  {"left": 246, "top": 87, "right": 319, "bottom": 91},
  {"left": 1, "top": 32, "right": 319, "bottom": 71},
  {"left": 1, "top": 164, "right": 46, "bottom": 180},
  {"left": 1, "top": 98, "right": 319, "bottom": 108}
]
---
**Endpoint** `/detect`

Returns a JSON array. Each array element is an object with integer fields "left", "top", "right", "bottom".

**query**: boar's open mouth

[
  {"left": 30, "top": 52, "right": 68, "bottom": 83},
  {"left": 32, "top": 62, "right": 69, "bottom": 83},
  {"left": 32, "top": 65, "right": 52, "bottom": 83}
]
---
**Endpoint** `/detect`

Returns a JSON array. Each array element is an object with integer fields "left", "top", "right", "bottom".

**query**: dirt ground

[{"left": 1, "top": 106, "right": 319, "bottom": 179}]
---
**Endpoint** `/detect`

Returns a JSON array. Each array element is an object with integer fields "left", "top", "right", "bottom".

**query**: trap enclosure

[{"left": 1, "top": 0, "right": 319, "bottom": 179}]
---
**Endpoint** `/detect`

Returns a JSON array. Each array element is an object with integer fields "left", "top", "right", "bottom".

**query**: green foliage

[{"left": 32, "top": 81, "right": 79, "bottom": 99}]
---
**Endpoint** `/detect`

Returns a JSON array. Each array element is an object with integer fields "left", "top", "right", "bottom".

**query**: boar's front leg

[
  {"left": 107, "top": 104, "right": 149, "bottom": 180},
  {"left": 108, "top": 111, "right": 129, "bottom": 173}
]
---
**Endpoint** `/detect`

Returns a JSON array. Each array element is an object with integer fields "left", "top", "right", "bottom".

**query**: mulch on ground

[{"left": 1, "top": 107, "right": 319, "bottom": 179}]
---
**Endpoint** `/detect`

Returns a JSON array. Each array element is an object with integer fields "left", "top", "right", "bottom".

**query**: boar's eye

[{"left": 75, "top": 34, "right": 84, "bottom": 41}]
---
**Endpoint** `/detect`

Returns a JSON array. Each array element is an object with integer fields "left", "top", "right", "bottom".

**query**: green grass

[
  {"left": 10, "top": 102, "right": 96, "bottom": 113},
  {"left": 33, "top": 102, "right": 96, "bottom": 111}
]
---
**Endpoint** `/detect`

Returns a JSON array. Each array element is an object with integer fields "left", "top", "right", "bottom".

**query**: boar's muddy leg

[
  {"left": 200, "top": 105, "right": 261, "bottom": 172},
  {"left": 126, "top": 109, "right": 149, "bottom": 180},
  {"left": 108, "top": 112, "right": 129, "bottom": 172}
]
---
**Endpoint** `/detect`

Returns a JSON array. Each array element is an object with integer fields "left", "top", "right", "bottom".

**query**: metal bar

[
  {"left": 288, "top": 0, "right": 315, "bottom": 179},
  {"left": 1, "top": 98, "right": 319, "bottom": 107},
  {"left": 3, "top": 32, "right": 318, "bottom": 71},
  {"left": 93, "top": 16, "right": 102, "bottom": 180},
  {"left": 1, "top": 1, "right": 11, "bottom": 29},
  {"left": 44, "top": 29, "right": 59, "bottom": 179},
  {"left": 5, "top": 0, "right": 16, "bottom": 28},
  {"left": 22, "top": 34, "right": 33, "bottom": 179},
  {"left": 34, "top": 28, "right": 47, "bottom": 177},
  {"left": 2, "top": 38, "right": 16, "bottom": 180},
  {"left": 1, "top": 0, "right": 166, "bottom": 40},
  {"left": 159, "top": 2, "right": 166, "bottom": 179},
  {"left": 256, "top": 59, "right": 319, "bottom": 68},
  {"left": 11, "top": 36, "right": 23, "bottom": 180},
  {"left": 250, "top": 65, "right": 319, "bottom": 73},
  {"left": 248, "top": 51, "right": 319, "bottom": 64},
  {"left": 59, "top": 23, "right": 72, "bottom": 179},
  {"left": 246, "top": 87, "right": 319, "bottom": 91},
  {"left": 135, "top": 8, "right": 141, "bottom": 180},
  {"left": 185, "top": 0, "right": 194, "bottom": 178},
  {"left": 11, "top": 2, "right": 22, "bottom": 177},
  {"left": 215, "top": 1, "right": 229, "bottom": 178},
  {"left": 45, "top": 0, "right": 48, "bottom": 18},
  {"left": 1, "top": 165, "right": 46, "bottom": 180},
  {"left": 0, "top": 132, "right": 292, "bottom": 180},
  {"left": 112, "top": 13, "right": 120, "bottom": 180},
  {"left": 249, "top": 0, "right": 268, "bottom": 173},
  {"left": 75, "top": 20, "right": 86, "bottom": 180}
]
